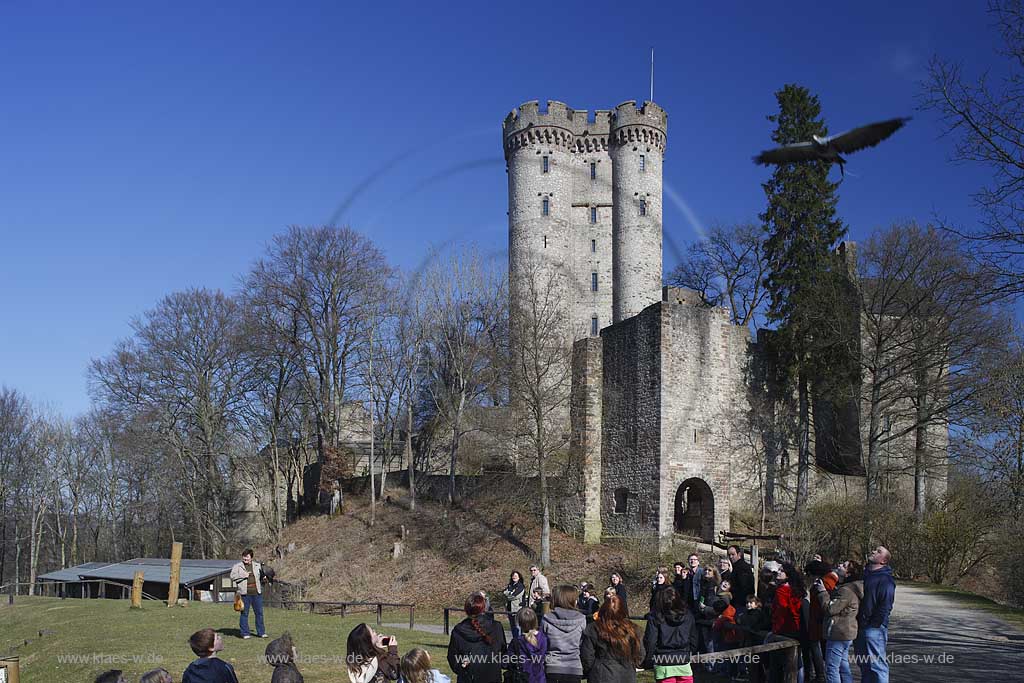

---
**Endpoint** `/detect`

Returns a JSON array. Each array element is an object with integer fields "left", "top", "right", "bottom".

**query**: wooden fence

[{"left": 265, "top": 598, "right": 416, "bottom": 629}]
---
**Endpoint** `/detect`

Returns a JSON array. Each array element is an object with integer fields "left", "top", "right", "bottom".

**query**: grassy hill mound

[{"left": 255, "top": 486, "right": 681, "bottom": 612}]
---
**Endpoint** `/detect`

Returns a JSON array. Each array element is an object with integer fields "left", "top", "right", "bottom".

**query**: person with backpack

[
  {"left": 448, "top": 593, "right": 508, "bottom": 683},
  {"left": 642, "top": 587, "right": 698, "bottom": 683},
  {"left": 507, "top": 607, "right": 548, "bottom": 683},
  {"left": 542, "top": 585, "right": 587, "bottom": 683},
  {"left": 815, "top": 561, "right": 864, "bottom": 683},
  {"left": 580, "top": 594, "right": 645, "bottom": 683}
]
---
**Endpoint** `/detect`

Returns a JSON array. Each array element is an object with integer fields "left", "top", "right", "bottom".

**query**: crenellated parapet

[
  {"left": 503, "top": 100, "right": 614, "bottom": 158},
  {"left": 610, "top": 100, "right": 667, "bottom": 153}
]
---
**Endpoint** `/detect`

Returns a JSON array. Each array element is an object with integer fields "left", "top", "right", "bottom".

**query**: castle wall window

[
  {"left": 591, "top": 207, "right": 597, "bottom": 224},
  {"left": 639, "top": 199, "right": 647, "bottom": 216},
  {"left": 590, "top": 162, "right": 596, "bottom": 180},
  {"left": 614, "top": 488, "right": 629, "bottom": 514},
  {"left": 640, "top": 154, "right": 646, "bottom": 172},
  {"left": 542, "top": 198, "right": 549, "bottom": 216},
  {"left": 591, "top": 315, "right": 599, "bottom": 336},
  {"left": 591, "top": 239, "right": 596, "bottom": 253},
  {"left": 543, "top": 235, "right": 547, "bottom": 248},
  {"left": 542, "top": 155, "right": 549, "bottom": 173},
  {"left": 591, "top": 272, "right": 598, "bottom": 292}
]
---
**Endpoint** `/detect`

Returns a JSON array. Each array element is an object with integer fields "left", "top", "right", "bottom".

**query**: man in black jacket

[{"left": 726, "top": 545, "right": 755, "bottom": 613}]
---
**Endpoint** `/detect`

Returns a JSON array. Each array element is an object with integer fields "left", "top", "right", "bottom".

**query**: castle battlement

[
  {"left": 503, "top": 100, "right": 614, "bottom": 146},
  {"left": 611, "top": 100, "right": 668, "bottom": 131},
  {"left": 610, "top": 100, "right": 667, "bottom": 152}
]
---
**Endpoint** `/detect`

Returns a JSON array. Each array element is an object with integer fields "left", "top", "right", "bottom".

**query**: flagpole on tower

[{"left": 650, "top": 47, "right": 655, "bottom": 102}]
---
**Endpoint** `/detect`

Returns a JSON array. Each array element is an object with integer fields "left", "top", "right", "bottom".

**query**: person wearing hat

[{"left": 577, "top": 582, "right": 599, "bottom": 622}]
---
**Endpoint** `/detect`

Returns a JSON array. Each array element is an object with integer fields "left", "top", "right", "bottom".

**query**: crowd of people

[{"left": 91, "top": 545, "right": 895, "bottom": 683}]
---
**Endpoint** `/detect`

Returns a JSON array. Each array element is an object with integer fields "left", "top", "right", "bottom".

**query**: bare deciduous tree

[
  {"left": 923, "top": 0, "right": 1024, "bottom": 296},
  {"left": 419, "top": 246, "right": 506, "bottom": 506},
  {"left": 509, "top": 254, "right": 572, "bottom": 566},
  {"left": 666, "top": 222, "right": 770, "bottom": 329}
]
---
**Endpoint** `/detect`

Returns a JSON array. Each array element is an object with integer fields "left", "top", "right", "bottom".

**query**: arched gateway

[{"left": 674, "top": 478, "right": 715, "bottom": 541}]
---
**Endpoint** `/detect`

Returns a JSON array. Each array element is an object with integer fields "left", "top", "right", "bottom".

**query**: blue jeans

[
  {"left": 240, "top": 593, "right": 265, "bottom": 637},
  {"left": 854, "top": 627, "right": 888, "bottom": 683},
  {"left": 509, "top": 613, "right": 521, "bottom": 641},
  {"left": 824, "top": 639, "right": 852, "bottom": 683}
]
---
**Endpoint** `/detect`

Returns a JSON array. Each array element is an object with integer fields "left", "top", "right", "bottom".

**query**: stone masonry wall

[
  {"left": 658, "top": 293, "right": 748, "bottom": 546},
  {"left": 600, "top": 304, "right": 662, "bottom": 537},
  {"left": 569, "top": 337, "right": 604, "bottom": 543}
]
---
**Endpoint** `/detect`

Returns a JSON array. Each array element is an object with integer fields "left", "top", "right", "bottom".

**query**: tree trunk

[
  {"left": 448, "top": 425, "right": 459, "bottom": 507},
  {"left": 866, "top": 378, "right": 882, "bottom": 503},
  {"left": 913, "top": 392, "right": 929, "bottom": 518},
  {"left": 794, "top": 370, "right": 810, "bottom": 515},
  {"left": 406, "top": 403, "right": 416, "bottom": 512},
  {"left": 538, "top": 440, "right": 551, "bottom": 566},
  {"left": 29, "top": 499, "right": 47, "bottom": 596}
]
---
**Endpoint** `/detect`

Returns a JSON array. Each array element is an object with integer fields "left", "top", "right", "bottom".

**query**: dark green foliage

[{"left": 761, "top": 84, "right": 847, "bottom": 344}]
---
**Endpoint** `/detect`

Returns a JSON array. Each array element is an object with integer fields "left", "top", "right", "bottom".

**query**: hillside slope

[{"left": 255, "top": 486, "right": 684, "bottom": 611}]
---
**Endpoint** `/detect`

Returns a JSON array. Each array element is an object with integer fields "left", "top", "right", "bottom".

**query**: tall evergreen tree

[{"left": 760, "top": 84, "right": 847, "bottom": 514}]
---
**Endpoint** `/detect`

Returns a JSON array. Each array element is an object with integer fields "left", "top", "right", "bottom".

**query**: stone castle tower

[
  {"left": 503, "top": 100, "right": 667, "bottom": 340},
  {"left": 503, "top": 99, "right": 947, "bottom": 552}
]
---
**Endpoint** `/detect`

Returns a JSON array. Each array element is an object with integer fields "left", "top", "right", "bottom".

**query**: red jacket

[
  {"left": 712, "top": 604, "right": 742, "bottom": 644},
  {"left": 771, "top": 583, "right": 801, "bottom": 635}
]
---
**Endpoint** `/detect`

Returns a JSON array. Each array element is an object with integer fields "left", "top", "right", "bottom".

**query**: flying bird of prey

[{"left": 753, "top": 117, "right": 910, "bottom": 177}]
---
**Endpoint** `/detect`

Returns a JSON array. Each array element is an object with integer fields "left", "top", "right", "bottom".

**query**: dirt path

[{"left": 884, "top": 583, "right": 1024, "bottom": 681}]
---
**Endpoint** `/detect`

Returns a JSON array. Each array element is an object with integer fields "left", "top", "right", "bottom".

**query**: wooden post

[
  {"left": 409, "top": 604, "right": 415, "bottom": 630},
  {"left": 752, "top": 543, "right": 760, "bottom": 593},
  {"left": 130, "top": 571, "right": 144, "bottom": 609},
  {"left": 376, "top": 603, "right": 382, "bottom": 625},
  {"left": 784, "top": 643, "right": 798, "bottom": 683},
  {"left": 444, "top": 608, "right": 450, "bottom": 635},
  {"left": 0, "top": 656, "right": 21, "bottom": 683},
  {"left": 167, "top": 542, "right": 183, "bottom": 608}
]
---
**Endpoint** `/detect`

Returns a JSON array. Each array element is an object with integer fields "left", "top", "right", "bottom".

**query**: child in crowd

[
  {"left": 182, "top": 628, "right": 239, "bottom": 683},
  {"left": 94, "top": 672, "right": 126, "bottom": 683},
  {"left": 508, "top": 607, "right": 548, "bottom": 683},
  {"left": 577, "top": 582, "right": 600, "bottom": 621},
  {"left": 400, "top": 648, "right": 451, "bottom": 683},
  {"left": 140, "top": 670, "right": 173, "bottom": 683},
  {"left": 266, "top": 632, "right": 304, "bottom": 683}
]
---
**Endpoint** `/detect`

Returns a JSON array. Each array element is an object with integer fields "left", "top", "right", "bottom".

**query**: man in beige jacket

[{"left": 230, "top": 549, "right": 267, "bottom": 639}]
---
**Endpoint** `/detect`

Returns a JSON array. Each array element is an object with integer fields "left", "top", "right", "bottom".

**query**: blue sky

[{"left": 0, "top": 1, "right": 1006, "bottom": 415}]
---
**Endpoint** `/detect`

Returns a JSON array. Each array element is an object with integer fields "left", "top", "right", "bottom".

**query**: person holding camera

[{"left": 347, "top": 624, "right": 400, "bottom": 683}]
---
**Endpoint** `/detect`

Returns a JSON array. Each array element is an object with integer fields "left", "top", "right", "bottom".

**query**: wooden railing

[
  {"left": 264, "top": 599, "right": 416, "bottom": 629},
  {"left": 3, "top": 580, "right": 163, "bottom": 604}
]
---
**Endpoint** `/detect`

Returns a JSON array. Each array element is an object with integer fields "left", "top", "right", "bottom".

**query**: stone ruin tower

[
  {"left": 502, "top": 100, "right": 667, "bottom": 344},
  {"left": 502, "top": 100, "right": 949, "bottom": 553}
]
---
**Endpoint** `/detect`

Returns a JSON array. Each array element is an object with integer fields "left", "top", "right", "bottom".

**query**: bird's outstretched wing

[
  {"left": 826, "top": 117, "right": 910, "bottom": 155},
  {"left": 752, "top": 141, "right": 818, "bottom": 165}
]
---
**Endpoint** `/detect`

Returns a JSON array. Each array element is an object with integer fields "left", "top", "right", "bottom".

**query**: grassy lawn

[
  {"left": 900, "top": 580, "right": 1024, "bottom": 631},
  {"left": 1, "top": 596, "right": 452, "bottom": 683}
]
